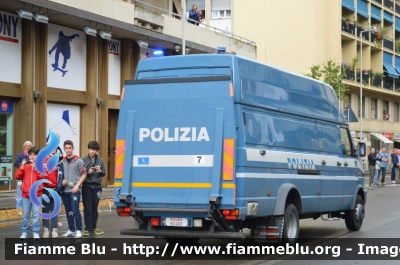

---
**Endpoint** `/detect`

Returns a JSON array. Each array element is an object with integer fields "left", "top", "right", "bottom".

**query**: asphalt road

[{"left": 1, "top": 184, "right": 400, "bottom": 264}]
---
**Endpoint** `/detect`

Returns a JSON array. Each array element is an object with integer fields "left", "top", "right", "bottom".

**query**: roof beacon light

[
  {"left": 153, "top": 50, "right": 164, "bottom": 57},
  {"left": 217, "top": 47, "right": 226, "bottom": 54}
]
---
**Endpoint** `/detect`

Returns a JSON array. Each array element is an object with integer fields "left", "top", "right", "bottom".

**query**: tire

[
  {"left": 165, "top": 238, "right": 199, "bottom": 245},
  {"left": 345, "top": 194, "right": 365, "bottom": 231},
  {"left": 282, "top": 204, "right": 299, "bottom": 245}
]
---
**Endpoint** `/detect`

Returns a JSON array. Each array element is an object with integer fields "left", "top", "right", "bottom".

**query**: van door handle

[
  {"left": 337, "top": 162, "right": 342, "bottom": 166},
  {"left": 321, "top": 160, "right": 326, "bottom": 165},
  {"left": 344, "top": 162, "right": 348, "bottom": 167}
]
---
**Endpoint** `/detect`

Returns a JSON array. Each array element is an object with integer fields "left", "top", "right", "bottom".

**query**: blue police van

[{"left": 114, "top": 54, "right": 367, "bottom": 244}]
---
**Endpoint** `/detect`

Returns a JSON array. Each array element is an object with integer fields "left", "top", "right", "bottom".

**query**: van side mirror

[{"left": 358, "top": 142, "right": 366, "bottom": 157}]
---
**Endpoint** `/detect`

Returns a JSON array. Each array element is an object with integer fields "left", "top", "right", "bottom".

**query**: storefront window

[{"left": 0, "top": 99, "right": 14, "bottom": 190}]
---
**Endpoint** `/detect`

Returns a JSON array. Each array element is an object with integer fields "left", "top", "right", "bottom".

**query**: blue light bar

[
  {"left": 217, "top": 47, "right": 226, "bottom": 54},
  {"left": 153, "top": 50, "right": 164, "bottom": 57}
]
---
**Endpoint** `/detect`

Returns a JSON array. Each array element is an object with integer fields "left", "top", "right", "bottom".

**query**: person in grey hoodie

[
  {"left": 60, "top": 140, "right": 86, "bottom": 238},
  {"left": 81, "top": 141, "right": 106, "bottom": 236}
]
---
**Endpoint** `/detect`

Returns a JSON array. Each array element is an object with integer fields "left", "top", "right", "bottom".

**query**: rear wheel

[
  {"left": 282, "top": 204, "right": 299, "bottom": 245},
  {"left": 345, "top": 194, "right": 364, "bottom": 231}
]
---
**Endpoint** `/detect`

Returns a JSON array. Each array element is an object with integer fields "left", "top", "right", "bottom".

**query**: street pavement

[{"left": 1, "top": 177, "right": 400, "bottom": 264}]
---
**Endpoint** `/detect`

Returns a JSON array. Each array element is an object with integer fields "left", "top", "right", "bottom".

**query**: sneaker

[
  {"left": 93, "top": 228, "right": 104, "bottom": 235},
  {"left": 33, "top": 233, "right": 40, "bottom": 240},
  {"left": 75, "top": 230, "right": 82, "bottom": 238},
  {"left": 43, "top": 228, "right": 49, "bottom": 238},
  {"left": 370, "top": 184, "right": 377, "bottom": 187},
  {"left": 382, "top": 182, "right": 386, "bottom": 185},
  {"left": 392, "top": 181, "right": 395, "bottom": 184},
  {"left": 82, "top": 230, "right": 90, "bottom": 236},
  {"left": 52, "top": 228, "right": 59, "bottom": 238},
  {"left": 61, "top": 230, "right": 76, "bottom": 238},
  {"left": 20, "top": 232, "right": 27, "bottom": 240}
]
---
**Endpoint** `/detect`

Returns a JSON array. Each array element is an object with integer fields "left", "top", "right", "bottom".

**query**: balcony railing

[
  {"left": 395, "top": 79, "right": 400, "bottom": 90},
  {"left": 343, "top": 68, "right": 355, "bottom": 81},
  {"left": 384, "top": 38, "right": 394, "bottom": 50},
  {"left": 371, "top": 33, "right": 377, "bottom": 43},
  {"left": 342, "top": 19, "right": 355, "bottom": 35},
  {"left": 373, "top": 75, "right": 382, "bottom": 87},
  {"left": 396, "top": 2, "right": 400, "bottom": 13},
  {"left": 357, "top": 26, "right": 370, "bottom": 41},
  {"left": 357, "top": 71, "right": 370, "bottom": 84},
  {"left": 383, "top": 76, "right": 394, "bottom": 90},
  {"left": 130, "top": 0, "right": 256, "bottom": 45},
  {"left": 384, "top": 0, "right": 394, "bottom": 9},
  {"left": 374, "top": 0, "right": 382, "bottom": 4}
]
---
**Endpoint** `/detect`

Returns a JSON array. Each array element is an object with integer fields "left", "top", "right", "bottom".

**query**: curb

[{"left": 0, "top": 199, "right": 115, "bottom": 227}]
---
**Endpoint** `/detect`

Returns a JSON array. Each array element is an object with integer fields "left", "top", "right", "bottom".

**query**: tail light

[
  {"left": 151, "top": 217, "right": 160, "bottom": 226},
  {"left": 222, "top": 208, "right": 240, "bottom": 220},
  {"left": 117, "top": 206, "right": 131, "bottom": 217}
]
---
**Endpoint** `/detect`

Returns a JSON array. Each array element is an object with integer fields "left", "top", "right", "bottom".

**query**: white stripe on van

[
  {"left": 236, "top": 173, "right": 359, "bottom": 181},
  {"left": 133, "top": 155, "right": 214, "bottom": 167},
  {"left": 245, "top": 148, "right": 364, "bottom": 171}
]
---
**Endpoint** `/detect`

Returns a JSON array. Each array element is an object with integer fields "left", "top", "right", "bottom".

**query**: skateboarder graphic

[{"left": 48, "top": 31, "right": 79, "bottom": 77}]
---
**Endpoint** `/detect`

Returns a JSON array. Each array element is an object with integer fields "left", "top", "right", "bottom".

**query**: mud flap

[{"left": 251, "top": 217, "right": 284, "bottom": 244}]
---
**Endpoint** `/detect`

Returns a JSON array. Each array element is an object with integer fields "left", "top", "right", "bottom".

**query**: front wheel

[
  {"left": 282, "top": 204, "right": 299, "bottom": 245},
  {"left": 345, "top": 194, "right": 365, "bottom": 231}
]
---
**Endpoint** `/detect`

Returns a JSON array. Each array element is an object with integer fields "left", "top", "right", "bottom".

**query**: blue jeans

[
  {"left": 373, "top": 169, "right": 379, "bottom": 185},
  {"left": 62, "top": 191, "right": 82, "bottom": 232},
  {"left": 22, "top": 197, "right": 41, "bottom": 234},
  {"left": 379, "top": 167, "right": 387, "bottom": 183},
  {"left": 16, "top": 180, "right": 22, "bottom": 209},
  {"left": 42, "top": 189, "right": 59, "bottom": 229}
]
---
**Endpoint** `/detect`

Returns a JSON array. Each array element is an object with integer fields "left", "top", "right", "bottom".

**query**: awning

[
  {"left": 395, "top": 66, "right": 400, "bottom": 75},
  {"left": 370, "top": 133, "right": 394, "bottom": 144},
  {"left": 383, "top": 64, "right": 399, "bottom": 79}
]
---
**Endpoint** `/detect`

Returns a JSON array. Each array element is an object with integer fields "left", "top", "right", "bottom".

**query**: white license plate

[{"left": 165, "top": 218, "right": 188, "bottom": 227}]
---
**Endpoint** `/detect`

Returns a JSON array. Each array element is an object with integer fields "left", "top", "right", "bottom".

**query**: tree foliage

[{"left": 305, "top": 60, "right": 349, "bottom": 101}]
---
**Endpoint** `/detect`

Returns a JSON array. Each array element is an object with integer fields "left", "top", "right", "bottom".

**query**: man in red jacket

[
  {"left": 42, "top": 150, "right": 61, "bottom": 238},
  {"left": 15, "top": 147, "right": 44, "bottom": 240}
]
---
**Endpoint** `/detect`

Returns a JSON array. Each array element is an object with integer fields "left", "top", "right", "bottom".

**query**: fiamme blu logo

[{"left": 29, "top": 130, "right": 61, "bottom": 219}]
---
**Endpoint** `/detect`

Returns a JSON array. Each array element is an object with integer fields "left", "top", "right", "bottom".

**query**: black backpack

[{"left": 56, "top": 162, "right": 64, "bottom": 194}]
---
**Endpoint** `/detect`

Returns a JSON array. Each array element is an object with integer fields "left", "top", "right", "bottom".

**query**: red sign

[
  {"left": 383, "top": 132, "right": 393, "bottom": 140},
  {"left": 1, "top": 100, "right": 7, "bottom": 111}
]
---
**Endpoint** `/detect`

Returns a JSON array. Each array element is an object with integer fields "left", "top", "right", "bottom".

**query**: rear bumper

[{"left": 120, "top": 228, "right": 246, "bottom": 239}]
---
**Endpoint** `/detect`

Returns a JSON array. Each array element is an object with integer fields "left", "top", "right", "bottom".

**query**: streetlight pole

[
  {"left": 359, "top": 28, "right": 376, "bottom": 143},
  {"left": 182, "top": 0, "right": 186, "bottom": 55}
]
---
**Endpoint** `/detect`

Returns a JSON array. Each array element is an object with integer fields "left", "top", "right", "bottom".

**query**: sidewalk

[
  {"left": 0, "top": 187, "right": 115, "bottom": 227},
  {"left": 365, "top": 173, "right": 394, "bottom": 187}
]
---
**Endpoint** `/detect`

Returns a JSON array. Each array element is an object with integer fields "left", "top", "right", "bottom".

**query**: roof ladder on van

[{"left": 209, "top": 108, "right": 225, "bottom": 206}]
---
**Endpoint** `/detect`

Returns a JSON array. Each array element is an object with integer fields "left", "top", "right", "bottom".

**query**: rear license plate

[{"left": 165, "top": 218, "right": 188, "bottom": 227}]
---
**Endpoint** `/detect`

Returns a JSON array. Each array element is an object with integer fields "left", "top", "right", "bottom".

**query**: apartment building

[
  {"left": 0, "top": 0, "right": 255, "bottom": 190},
  {"left": 223, "top": 0, "right": 400, "bottom": 152}
]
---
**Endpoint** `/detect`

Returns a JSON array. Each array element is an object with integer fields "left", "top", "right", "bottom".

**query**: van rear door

[{"left": 116, "top": 75, "right": 236, "bottom": 210}]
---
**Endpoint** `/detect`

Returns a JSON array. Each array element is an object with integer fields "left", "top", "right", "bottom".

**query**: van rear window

[{"left": 136, "top": 67, "right": 231, "bottom": 79}]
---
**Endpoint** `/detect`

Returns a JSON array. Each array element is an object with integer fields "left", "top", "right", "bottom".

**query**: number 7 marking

[{"left": 197, "top": 156, "right": 202, "bottom": 163}]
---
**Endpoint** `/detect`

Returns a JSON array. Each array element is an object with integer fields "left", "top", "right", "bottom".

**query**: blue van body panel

[{"left": 115, "top": 54, "right": 366, "bottom": 235}]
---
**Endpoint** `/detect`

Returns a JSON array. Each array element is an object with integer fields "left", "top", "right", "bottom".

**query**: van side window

[{"left": 339, "top": 128, "right": 352, "bottom": 156}]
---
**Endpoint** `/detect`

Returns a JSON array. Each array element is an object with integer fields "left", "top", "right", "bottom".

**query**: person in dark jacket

[
  {"left": 368, "top": 147, "right": 379, "bottom": 186},
  {"left": 392, "top": 149, "right": 400, "bottom": 184},
  {"left": 390, "top": 148, "right": 397, "bottom": 183},
  {"left": 14, "top": 141, "right": 32, "bottom": 209},
  {"left": 81, "top": 141, "right": 106, "bottom": 236},
  {"left": 188, "top": 4, "right": 201, "bottom": 25}
]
